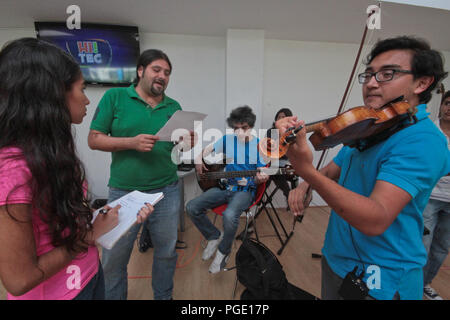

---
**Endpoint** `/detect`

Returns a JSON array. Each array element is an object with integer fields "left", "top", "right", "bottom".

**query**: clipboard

[{"left": 92, "top": 190, "right": 164, "bottom": 250}]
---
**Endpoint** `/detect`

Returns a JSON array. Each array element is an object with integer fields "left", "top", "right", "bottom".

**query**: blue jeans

[
  {"left": 186, "top": 187, "right": 253, "bottom": 255},
  {"left": 422, "top": 198, "right": 450, "bottom": 286},
  {"left": 73, "top": 262, "right": 105, "bottom": 300},
  {"left": 101, "top": 180, "right": 181, "bottom": 300}
]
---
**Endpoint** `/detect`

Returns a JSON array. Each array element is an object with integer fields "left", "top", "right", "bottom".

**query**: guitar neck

[
  {"left": 203, "top": 170, "right": 257, "bottom": 180},
  {"left": 201, "top": 169, "right": 284, "bottom": 180}
]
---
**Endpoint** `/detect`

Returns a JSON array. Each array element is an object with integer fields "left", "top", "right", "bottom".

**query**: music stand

[{"left": 237, "top": 173, "right": 297, "bottom": 255}]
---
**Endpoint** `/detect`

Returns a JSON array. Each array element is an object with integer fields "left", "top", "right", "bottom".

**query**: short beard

[
  {"left": 150, "top": 86, "right": 164, "bottom": 96},
  {"left": 149, "top": 81, "right": 165, "bottom": 97}
]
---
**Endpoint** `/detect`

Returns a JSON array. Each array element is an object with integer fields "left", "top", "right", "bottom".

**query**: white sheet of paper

[
  {"left": 156, "top": 110, "right": 207, "bottom": 141},
  {"left": 92, "top": 190, "right": 164, "bottom": 250}
]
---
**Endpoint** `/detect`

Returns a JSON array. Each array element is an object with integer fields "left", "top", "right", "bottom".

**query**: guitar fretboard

[
  {"left": 200, "top": 169, "right": 289, "bottom": 180},
  {"left": 201, "top": 170, "right": 258, "bottom": 179}
]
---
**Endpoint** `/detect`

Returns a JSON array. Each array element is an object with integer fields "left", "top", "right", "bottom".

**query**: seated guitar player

[{"left": 186, "top": 105, "right": 269, "bottom": 273}]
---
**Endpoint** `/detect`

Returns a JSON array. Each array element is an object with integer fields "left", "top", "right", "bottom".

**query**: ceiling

[{"left": 1, "top": 0, "right": 449, "bottom": 50}]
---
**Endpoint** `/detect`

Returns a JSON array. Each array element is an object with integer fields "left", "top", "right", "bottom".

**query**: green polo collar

[{"left": 126, "top": 84, "right": 171, "bottom": 109}]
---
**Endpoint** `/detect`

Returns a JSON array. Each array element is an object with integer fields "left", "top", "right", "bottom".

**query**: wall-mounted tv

[{"left": 35, "top": 22, "right": 140, "bottom": 86}]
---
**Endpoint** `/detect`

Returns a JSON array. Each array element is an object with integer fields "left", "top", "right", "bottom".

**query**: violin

[{"left": 259, "top": 97, "right": 417, "bottom": 159}]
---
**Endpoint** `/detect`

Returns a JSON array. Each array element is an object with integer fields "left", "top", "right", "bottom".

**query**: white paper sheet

[
  {"left": 156, "top": 110, "right": 207, "bottom": 141},
  {"left": 92, "top": 190, "right": 164, "bottom": 250}
]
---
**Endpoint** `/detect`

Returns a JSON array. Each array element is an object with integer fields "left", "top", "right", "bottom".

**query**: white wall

[
  {"left": 1, "top": 28, "right": 449, "bottom": 207},
  {"left": 226, "top": 29, "right": 265, "bottom": 130}
]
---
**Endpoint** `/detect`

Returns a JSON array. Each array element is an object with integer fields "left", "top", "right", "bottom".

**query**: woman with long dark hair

[
  {"left": 266, "top": 108, "right": 297, "bottom": 210},
  {"left": 0, "top": 38, "right": 152, "bottom": 299}
]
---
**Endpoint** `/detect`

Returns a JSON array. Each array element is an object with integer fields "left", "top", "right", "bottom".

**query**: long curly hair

[{"left": 0, "top": 38, "right": 92, "bottom": 254}]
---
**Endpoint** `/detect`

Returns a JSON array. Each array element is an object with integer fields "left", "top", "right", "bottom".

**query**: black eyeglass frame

[{"left": 358, "top": 69, "right": 413, "bottom": 84}]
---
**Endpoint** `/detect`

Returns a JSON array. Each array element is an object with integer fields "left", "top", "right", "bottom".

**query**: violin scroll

[{"left": 259, "top": 125, "right": 303, "bottom": 159}]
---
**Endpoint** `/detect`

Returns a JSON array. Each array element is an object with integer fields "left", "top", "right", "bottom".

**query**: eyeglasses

[{"left": 358, "top": 69, "right": 413, "bottom": 84}]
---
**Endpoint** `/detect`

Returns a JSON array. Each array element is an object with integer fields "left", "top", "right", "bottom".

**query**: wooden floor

[{"left": 1, "top": 206, "right": 449, "bottom": 300}]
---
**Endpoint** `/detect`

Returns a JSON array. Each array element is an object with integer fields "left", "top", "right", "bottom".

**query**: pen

[{"left": 99, "top": 208, "right": 108, "bottom": 215}]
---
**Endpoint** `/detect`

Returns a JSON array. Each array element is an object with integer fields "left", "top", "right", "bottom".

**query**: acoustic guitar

[{"left": 196, "top": 162, "right": 296, "bottom": 192}]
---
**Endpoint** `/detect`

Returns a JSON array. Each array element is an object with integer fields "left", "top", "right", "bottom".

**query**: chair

[{"left": 209, "top": 182, "right": 267, "bottom": 299}]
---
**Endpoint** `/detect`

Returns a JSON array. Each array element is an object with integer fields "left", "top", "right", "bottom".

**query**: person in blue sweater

[
  {"left": 278, "top": 36, "right": 450, "bottom": 300},
  {"left": 186, "top": 106, "right": 268, "bottom": 274}
]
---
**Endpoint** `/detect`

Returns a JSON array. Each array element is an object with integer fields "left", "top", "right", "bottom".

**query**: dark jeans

[
  {"left": 73, "top": 262, "right": 105, "bottom": 300},
  {"left": 321, "top": 257, "right": 374, "bottom": 300}
]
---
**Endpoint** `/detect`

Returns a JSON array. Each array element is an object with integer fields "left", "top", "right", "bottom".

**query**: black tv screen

[{"left": 35, "top": 22, "right": 140, "bottom": 86}]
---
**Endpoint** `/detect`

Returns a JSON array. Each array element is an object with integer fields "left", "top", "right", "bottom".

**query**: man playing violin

[
  {"left": 278, "top": 36, "right": 450, "bottom": 300},
  {"left": 186, "top": 106, "right": 268, "bottom": 274}
]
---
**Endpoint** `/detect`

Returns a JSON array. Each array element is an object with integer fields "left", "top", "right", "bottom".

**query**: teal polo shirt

[
  {"left": 90, "top": 84, "right": 181, "bottom": 190},
  {"left": 322, "top": 104, "right": 450, "bottom": 300}
]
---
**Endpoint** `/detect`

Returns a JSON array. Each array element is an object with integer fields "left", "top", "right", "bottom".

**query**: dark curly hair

[
  {"left": 365, "top": 36, "right": 448, "bottom": 104},
  {"left": 0, "top": 38, "right": 92, "bottom": 255},
  {"left": 226, "top": 105, "right": 256, "bottom": 128}
]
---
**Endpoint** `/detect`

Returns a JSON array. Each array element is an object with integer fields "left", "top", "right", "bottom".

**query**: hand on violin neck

[
  {"left": 275, "top": 116, "right": 301, "bottom": 135},
  {"left": 285, "top": 124, "right": 315, "bottom": 177}
]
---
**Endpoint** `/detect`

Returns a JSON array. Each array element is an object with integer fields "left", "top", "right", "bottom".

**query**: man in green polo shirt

[{"left": 88, "top": 49, "right": 185, "bottom": 300}]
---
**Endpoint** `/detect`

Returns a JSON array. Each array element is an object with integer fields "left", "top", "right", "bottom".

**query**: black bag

[{"left": 236, "top": 238, "right": 317, "bottom": 300}]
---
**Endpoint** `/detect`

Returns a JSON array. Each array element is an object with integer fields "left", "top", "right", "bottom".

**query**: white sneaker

[
  {"left": 202, "top": 232, "right": 223, "bottom": 261},
  {"left": 424, "top": 285, "right": 443, "bottom": 300},
  {"left": 209, "top": 250, "right": 229, "bottom": 274}
]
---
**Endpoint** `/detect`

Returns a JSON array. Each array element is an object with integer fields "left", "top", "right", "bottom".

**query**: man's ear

[
  {"left": 413, "top": 76, "right": 434, "bottom": 95},
  {"left": 137, "top": 66, "right": 145, "bottom": 79}
]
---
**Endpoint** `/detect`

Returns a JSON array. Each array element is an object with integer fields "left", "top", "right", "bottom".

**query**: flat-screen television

[{"left": 35, "top": 22, "right": 140, "bottom": 86}]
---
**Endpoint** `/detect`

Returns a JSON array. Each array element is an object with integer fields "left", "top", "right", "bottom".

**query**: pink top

[{"left": 0, "top": 147, "right": 99, "bottom": 300}]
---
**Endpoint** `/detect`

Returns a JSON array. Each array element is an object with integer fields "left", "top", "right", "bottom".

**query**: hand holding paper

[
  {"left": 176, "top": 130, "right": 198, "bottom": 151},
  {"left": 136, "top": 202, "right": 154, "bottom": 224},
  {"left": 92, "top": 191, "right": 164, "bottom": 249},
  {"left": 132, "top": 134, "right": 160, "bottom": 152}
]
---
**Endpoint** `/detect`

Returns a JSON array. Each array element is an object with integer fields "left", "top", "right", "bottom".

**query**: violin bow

[
  {"left": 292, "top": 4, "right": 380, "bottom": 230},
  {"left": 438, "top": 83, "right": 446, "bottom": 104},
  {"left": 436, "top": 83, "right": 446, "bottom": 118}
]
